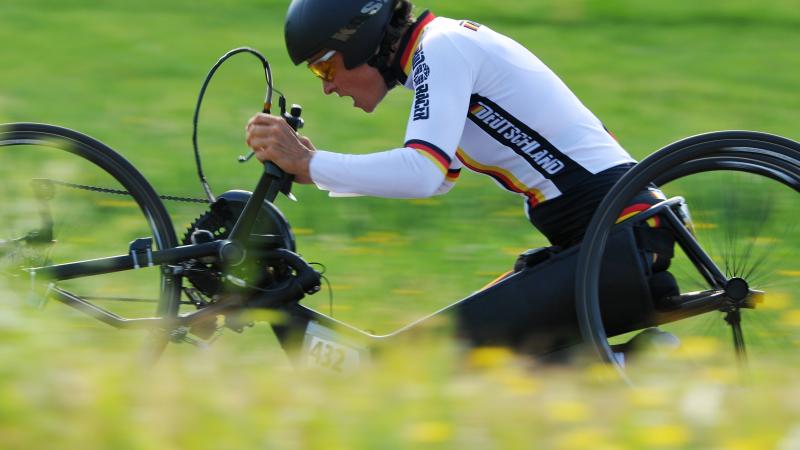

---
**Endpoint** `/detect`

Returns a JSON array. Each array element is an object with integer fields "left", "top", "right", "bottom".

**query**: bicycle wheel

[
  {"left": 576, "top": 131, "right": 800, "bottom": 383},
  {"left": 0, "top": 123, "right": 181, "bottom": 352}
]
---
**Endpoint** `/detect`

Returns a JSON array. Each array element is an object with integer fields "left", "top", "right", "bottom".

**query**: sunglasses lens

[
  {"left": 308, "top": 51, "right": 336, "bottom": 81},
  {"left": 309, "top": 61, "right": 334, "bottom": 81}
]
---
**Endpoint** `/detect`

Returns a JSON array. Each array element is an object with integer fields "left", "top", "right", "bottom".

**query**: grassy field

[{"left": 1, "top": 0, "right": 800, "bottom": 448}]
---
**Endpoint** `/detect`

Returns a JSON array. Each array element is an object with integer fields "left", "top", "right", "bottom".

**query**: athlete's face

[{"left": 311, "top": 51, "right": 388, "bottom": 113}]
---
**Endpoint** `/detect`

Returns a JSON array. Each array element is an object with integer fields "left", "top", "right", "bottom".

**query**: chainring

[{"left": 180, "top": 190, "right": 296, "bottom": 299}]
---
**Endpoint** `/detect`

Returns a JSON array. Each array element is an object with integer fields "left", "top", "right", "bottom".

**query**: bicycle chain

[{"left": 43, "top": 179, "right": 209, "bottom": 204}]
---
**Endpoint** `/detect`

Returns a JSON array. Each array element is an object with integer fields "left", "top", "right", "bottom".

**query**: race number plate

[{"left": 301, "top": 321, "right": 367, "bottom": 373}]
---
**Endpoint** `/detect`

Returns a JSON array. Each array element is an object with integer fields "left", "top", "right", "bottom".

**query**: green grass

[{"left": 1, "top": 0, "right": 800, "bottom": 448}]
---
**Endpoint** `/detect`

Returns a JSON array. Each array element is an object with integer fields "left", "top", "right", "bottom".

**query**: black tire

[
  {"left": 575, "top": 131, "right": 800, "bottom": 382},
  {"left": 0, "top": 123, "right": 181, "bottom": 355}
]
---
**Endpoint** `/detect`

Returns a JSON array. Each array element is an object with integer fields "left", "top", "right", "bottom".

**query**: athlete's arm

[
  {"left": 313, "top": 34, "right": 474, "bottom": 198},
  {"left": 309, "top": 148, "right": 448, "bottom": 198},
  {"left": 401, "top": 30, "right": 475, "bottom": 179},
  {"left": 244, "top": 116, "right": 460, "bottom": 198},
  {"left": 283, "top": 29, "right": 475, "bottom": 198}
]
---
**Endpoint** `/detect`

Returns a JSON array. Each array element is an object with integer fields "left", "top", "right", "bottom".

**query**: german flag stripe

[
  {"left": 406, "top": 139, "right": 451, "bottom": 174},
  {"left": 460, "top": 20, "right": 481, "bottom": 31},
  {"left": 400, "top": 12, "right": 436, "bottom": 76},
  {"left": 616, "top": 203, "right": 661, "bottom": 227},
  {"left": 469, "top": 103, "right": 485, "bottom": 115},
  {"left": 456, "top": 148, "right": 544, "bottom": 208},
  {"left": 416, "top": 151, "right": 448, "bottom": 175},
  {"left": 446, "top": 168, "right": 461, "bottom": 182}
]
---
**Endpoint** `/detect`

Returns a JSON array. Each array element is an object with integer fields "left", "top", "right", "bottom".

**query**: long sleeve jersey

[{"left": 310, "top": 11, "right": 635, "bottom": 218}]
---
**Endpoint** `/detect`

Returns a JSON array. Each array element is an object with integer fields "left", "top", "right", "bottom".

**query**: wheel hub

[
  {"left": 724, "top": 277, "right": 750, "bottom": 305},
  {"left": 725, "top": 277, "right": 750, "bottom": 301}
]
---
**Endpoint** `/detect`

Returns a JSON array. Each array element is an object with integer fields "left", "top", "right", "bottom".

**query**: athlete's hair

[
  {"left": 380, "top": 0, "right": 415, "bottom": 62},
  {"left": 368, "top": 0, "right": 415, "bottom": 88}
]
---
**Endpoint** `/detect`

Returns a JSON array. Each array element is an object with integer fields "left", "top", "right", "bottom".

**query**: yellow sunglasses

[{"left": 307, "top": 50, "right": 337, "bottom": 82}]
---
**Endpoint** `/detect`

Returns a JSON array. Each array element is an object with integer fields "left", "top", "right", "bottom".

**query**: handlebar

[
  {"left": 262, "top": 98, "right": 303, "bottom": 202},
  {"left": 227, "top": 100, "right": 304, "bottom": 243}
]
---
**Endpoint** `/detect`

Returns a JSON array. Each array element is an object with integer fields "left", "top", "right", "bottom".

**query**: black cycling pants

[{"left": 529, "top": 163, "right": 665, "bottom": 247}]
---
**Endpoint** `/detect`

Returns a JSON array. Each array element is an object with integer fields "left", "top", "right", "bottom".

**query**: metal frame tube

[{"left": 31, "top": 241, "right": 225, "bottom": 281}]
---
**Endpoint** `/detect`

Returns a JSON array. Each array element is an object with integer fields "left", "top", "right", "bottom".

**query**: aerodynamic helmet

[{"left": 284, "top": 0, "right": 397, "bottom": 69}]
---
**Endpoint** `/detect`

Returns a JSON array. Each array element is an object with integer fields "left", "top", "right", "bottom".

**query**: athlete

[
  {"left": 246, "top": 0, "right": 680, "bottom": 354},
  {"left": 245, "top": 0, "right": 667, "bottom": 249}
]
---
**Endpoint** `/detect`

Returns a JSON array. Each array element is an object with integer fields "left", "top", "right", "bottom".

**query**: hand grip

[
  {"left": 263, "top": 160, "right": 286, "bottom": 179},
  {"left": 260, "top": 103, "right": 288, "bottom": 180}
]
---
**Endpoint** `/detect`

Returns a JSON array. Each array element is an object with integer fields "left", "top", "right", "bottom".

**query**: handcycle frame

[{"left": 15, "top": 134, "right": 764, "bottom": 373}]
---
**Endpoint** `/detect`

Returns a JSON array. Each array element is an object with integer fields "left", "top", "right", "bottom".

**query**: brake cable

[
  {"left": 41, "top": 47, "right": 281, "bottom": 205},
  {"left": 191, "top": 46, "right": 282, "bottom": 204}
]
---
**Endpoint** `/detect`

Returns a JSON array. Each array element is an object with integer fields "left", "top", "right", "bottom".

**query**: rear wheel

[
  {"left": 576, "top": 131, "right": 800, "bottom": 383},
  {"left": 0, "top": 123, "right": 182, "bottom": 359}
]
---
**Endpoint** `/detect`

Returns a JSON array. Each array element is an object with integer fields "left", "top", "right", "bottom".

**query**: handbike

[{"left": 1, "top": 50, "right": 797, "bottom": 380}]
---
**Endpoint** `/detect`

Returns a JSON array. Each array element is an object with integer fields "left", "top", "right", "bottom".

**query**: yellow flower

[
  {"left": 780, "top": 310, "right": 800, "bottom": 328},
  {"left": 555, "top": 427, "right": 616, "bottom": 450},
  {"left": 721, "top": 437, "right": 776, "bottom": 450},
  {"left": 407, "top": 422, "right": 453, "bottom": 443},
  {"left": 676, "top": 336, "right": 722, "bottom": 360},
  {"left": 635, "top": 424, "right": 690, "bottom": 447},
  {"left": 761, "top": 292, "right": 791, "bottom": 310},
  {"left": 584, "top": 362, "right": 620, "bottom": 384},
  {"left": 703, "top": 367, "right": 737, "bottom": 384},
  {"left": 628, "top": 387, "right": 671, "bottom": 408},
  {"left": 468, "top": 347, "right": 514, "bottom": 369},
  {"left": 493, "top": 371, "right": 540, "bottom": 395},
  {"left": 547, "top": 401, "right": 589, "bottom": 423}
]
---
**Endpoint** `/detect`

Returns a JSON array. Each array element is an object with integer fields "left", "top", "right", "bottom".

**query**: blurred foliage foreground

[{"left": 1, "top": 295, "right": 800, "bottom": 450}]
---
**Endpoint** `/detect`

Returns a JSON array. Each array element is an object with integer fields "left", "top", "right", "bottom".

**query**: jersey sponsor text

[
  {"left": 470, "top": 101, "right": 565, "bottom": 175},
  {"left": 411, "top": 48, "right": 430, "bottom": 121}
]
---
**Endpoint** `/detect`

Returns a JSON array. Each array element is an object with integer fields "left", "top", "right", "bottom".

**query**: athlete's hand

[{"left": 245, "top": 113, "right": 315, "bottom": 184}]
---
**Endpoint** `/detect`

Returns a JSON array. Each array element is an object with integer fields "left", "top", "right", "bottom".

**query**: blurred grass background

[{"left": 1, "top": 0, "right": 799, "bottom": 448}]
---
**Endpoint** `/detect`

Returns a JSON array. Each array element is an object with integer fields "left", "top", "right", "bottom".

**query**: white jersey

[{"left": 310, "top": 11, "right": 635, "bottom": 214}]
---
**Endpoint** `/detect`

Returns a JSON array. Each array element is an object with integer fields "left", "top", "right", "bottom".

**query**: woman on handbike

[{"left": 245, "top": 0, "right": 678, "bottom": 356}]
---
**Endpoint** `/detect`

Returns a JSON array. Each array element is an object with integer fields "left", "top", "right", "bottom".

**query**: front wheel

[
  {"left": 0, "top": 123, "right": 182, "bottom": 358},
  {"left": 576, "top": 131, "right": 800, "bottom": 383}
]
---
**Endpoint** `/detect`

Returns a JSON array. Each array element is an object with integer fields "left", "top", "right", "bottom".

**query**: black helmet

[{"left": 285, "top": 0, "right": 396, "bottom": 69}]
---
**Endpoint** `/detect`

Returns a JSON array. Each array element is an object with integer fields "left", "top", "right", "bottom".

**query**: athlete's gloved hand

[{"left": 245, "top": 113, "right": 316, "bottom": 184}]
